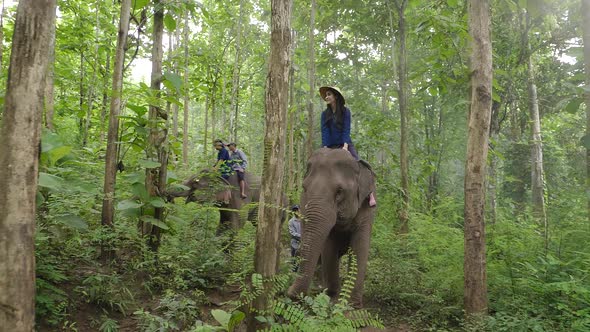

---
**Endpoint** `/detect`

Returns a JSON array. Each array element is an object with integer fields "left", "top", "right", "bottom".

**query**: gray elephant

[
  {"left": 287, "top": 148, "right": 376, "bottom": 308},
  {"left": 167, "top": 169, "right": 262, "bottom": 233}
]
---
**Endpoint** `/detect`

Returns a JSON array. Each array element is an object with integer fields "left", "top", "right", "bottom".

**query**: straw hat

[{"left": 319, "top": 86, "right": 345, "bottom": 104}]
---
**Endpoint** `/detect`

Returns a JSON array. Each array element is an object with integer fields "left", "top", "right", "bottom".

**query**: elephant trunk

[{"left": 288, "top": 196, "right": 336, "bottom": 299}]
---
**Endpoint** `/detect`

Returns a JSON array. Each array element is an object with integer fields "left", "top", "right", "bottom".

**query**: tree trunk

[
  {"left": 44, "top": 13, "right": 57, "bottom": 131},
  {"left": 144, "top": 0, "right": 167, "bottom": 252},
  {"left": 0, "top": 1, "right": 6, "bottom": 72},
  {"left": 248, "top": 0, "right": 292, "bottom": 329},
  {"left": 0, "top": 0, "right": 56, "bottom": 329},
  {"left": 230, "top": 0, "right": 245, "bottom": 142},
  {"left": 287, "top": 30, "right": 296, "bottom": 197},
  {"left": 172, "top": 27, "right": 180, "bottom": 140},
  {"left": 487, "top": 101, "right": 501, "bottom": 225},
  {"left": 525, "top": 16, "right": 548, "bottom": 250},
  {"left": 305, "top": 0, "right": 316, "bottom": 160},
  {"left": 101, "top": 0, "right": 131, "bottom": 259},
  {"left": 83, "top": 1, "right": 102, "bottom": 147},
  {"left": 183, "top": 12, "right": 190, "bottom": 167},
  {"left": 583, "top": 0, "right": 590, "bottom": 223},
  {"left": 79, "top": 50, "right": 85, "bottom": 141},
  {"left": 464, "top": 0, "right": 491, "bottom": 318},
  {"left": 100, "top": 38, "right": 111, "bottom": 142},
  {"left": 396, "top": 0, "right": 410, "bottom": 234}
]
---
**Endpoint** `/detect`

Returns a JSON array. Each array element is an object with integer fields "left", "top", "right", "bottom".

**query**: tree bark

[
  {"left": 230, "top": 0, "right": 245, "bottom": 142},
  {"left": 0, "top": 1, "right": 6, "bottom": 72},
  {"left": 525, "top": 12, "right": 548, "bottom": 250},
  {"left": 583, "top": 0, "right": 590, "bottom": 223},
  {"left": 395, "top": 0, "right": 410, "bottom": 234},
  {"left": 82, "top": 1, "right": 101, "bottom": 147},
  {"left": 101, "top": 0, "right": 131, "bottom": 256},
  {"left": 487, "top": 101, "right": 501, "bottom": 225},
  {"left": 0, "top": 0, "right": 56, "bottom": 329},
  {"left": 305, "top": 0, "right": 316, "bottom": 161},
  {"left": 464, "top": 0, "right": 491, "bottom": 317},
  {"left": 182, "top": 12, "right": 190, "bottom": 167},
  {"left": 249, "top": 0, "right": 292, "bottom": 329},
  {"left": 172, "top": 27, "right": 180, "bottom": 139},
  {"left": 287, "top": 29, "right": 296, "bottom": 197},
  {"left": 44, "top": 12, "right": 57, "bottom": 131},
  {"left": 144, "top": 0, "right": 167, "bottom": 252},
  {"left": 100, "top": 38, "right": 111, "bottom": 142}
]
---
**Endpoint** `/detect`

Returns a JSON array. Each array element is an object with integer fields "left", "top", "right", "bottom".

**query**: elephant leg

[
  {"left": 349, "top": 207, "right": 375, "bottom": 308},
  {"left": 321, "top": 231, "right": 341, "bottom": 299}
]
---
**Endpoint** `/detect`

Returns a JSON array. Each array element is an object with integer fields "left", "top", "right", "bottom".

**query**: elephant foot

[{"left": 287, "top": 285, "right": 300, "bottom": 300}]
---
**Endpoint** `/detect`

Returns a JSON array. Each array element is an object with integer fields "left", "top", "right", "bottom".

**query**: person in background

[
  {"left": 227, "top": 142, "right": 248, "bottom": 199},
  {"left": 213, "top": 139, "right": 232, "bottom": 180},
  {"left": 288, "top": 205, "right": 302, "bottom": 272},
  {"left": 319, "top": 86, "right": 377, "bottom": 207}
]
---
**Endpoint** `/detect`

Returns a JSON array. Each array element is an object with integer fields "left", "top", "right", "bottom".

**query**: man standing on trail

[
  {"left": 288, "top": 205, "right": 302, "bottom": 272},
  {"left": 227, "top": 142, "right": 248, "bottom": 199}
]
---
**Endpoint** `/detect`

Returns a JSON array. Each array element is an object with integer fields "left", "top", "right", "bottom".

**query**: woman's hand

[{"left": 343, "top": 143, "right": 349, "bottom": 151}]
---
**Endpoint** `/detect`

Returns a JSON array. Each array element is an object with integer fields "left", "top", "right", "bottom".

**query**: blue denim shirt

[{"left": 321, "top": 107, "right": 352, "bottom": 147}]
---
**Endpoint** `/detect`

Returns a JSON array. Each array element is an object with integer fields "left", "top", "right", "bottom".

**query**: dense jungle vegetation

[{"left": 1, "top": 0, "right": 589, "bottom": 331}]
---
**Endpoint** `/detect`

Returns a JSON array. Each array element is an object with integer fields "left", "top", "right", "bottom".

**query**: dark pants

[
  {"left": 291, "top": 246, "right": 299, "bottom": 272},
  {"left": 236, "top": 170, "right": 245, "bottom": 182},
  {"left": 327, "top": 143, "right": 359, "bottom": 160}
]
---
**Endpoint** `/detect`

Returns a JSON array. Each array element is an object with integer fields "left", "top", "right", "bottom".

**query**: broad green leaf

[
  {"left": 565, "top": 98, "right": 582, "bottom": 114},
  {"left": 164, "top": 13, "right": 176, "bottom": 32},
  {"left": 38, "top": 172, "right": 65, "bottom": 191},
  {"left": 167, "top": 215, "right": 184, "bottom": 223},
  {"left": 132, "top": 0, "right": 149, "bottom": 11},
  {"left": 117, "top": 199, "right": 143, "bottom": 210},
  {"left": 138, "top": 159, "right": 161, "bottom": 168},
  {"left": 580, "top": 134, "right": 590, "bottom": 149},
  {"left": 126, "top": 104, "right": 148, "bottom": 116},
  {"left": 59, "top": 214, "right": 88, "bottom": 231},
  {"left": 211, "top": 309, "right": 231, "bottom": 328},
  {"left": 149, "top": 198, "right": 166, "bottom": 208},
  {"left": 140, "top": 216, "right": 169, "bottom": 230},
  {"left": 228, "top": 310, "right": 245, "bottom": 331},
  {"left": 164, "top": 72, "right": 183, "bottom": 91}
]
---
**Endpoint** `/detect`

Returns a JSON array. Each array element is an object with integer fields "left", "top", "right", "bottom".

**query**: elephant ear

[
  {"left": 216, "top": 189, "right": 232, "bottom": 204},
  {"left": 357, "top": 161, "right": 375, "bottom": 206}
]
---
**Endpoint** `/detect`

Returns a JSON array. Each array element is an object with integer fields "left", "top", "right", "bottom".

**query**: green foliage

[
  {"left": 75, "top": 273, "right": 135, "bottom": 314},
  {"left": 98, "top": 316, "right": 120, "bottom": 332}
]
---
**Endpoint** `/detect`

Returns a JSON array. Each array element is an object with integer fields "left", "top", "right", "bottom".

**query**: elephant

[
  {"left": 167, "top": 169, "right": 262, "bottom": 234},
  {"left": 287, "top": 148, "right": 376, "bottom": 308},
  {"left": 167, "top": 169, "right": 288, "bottom": 234}
]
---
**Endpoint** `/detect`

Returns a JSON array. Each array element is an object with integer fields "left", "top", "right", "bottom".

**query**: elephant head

[
  {"left": 287, "top": 148, "right": 375, "bottom": 308},
  {"left": 165, "top": 169, "right": 232, "bottom": 204}
]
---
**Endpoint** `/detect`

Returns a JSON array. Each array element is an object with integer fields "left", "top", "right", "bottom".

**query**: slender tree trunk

[
  {"left": 83, "top": 1, "right": 102, "bottom": 147},
  {"left": 79, "top": 50, "right": 85, "bottom": 141},
  {"left": 0, "top": 0, "right": 6, "bottom": 73},
  {"left": 230, "top": 0, "right": 245, "bottom": 142},
  {"left": 249, "top": 0, "right": 292, "bottom": 329},
  {"left": 287, "top": 30, "right": 296, "bottom": 197},
  {"left": 487, "top": 101, "right": 501, "bottom": 225},
  {"left": 0, "top": 0, "right": 56, "bottom": 329},
  {"left": 203, "top": 93, "right": 210, "bottom": 157},
  {"left": 172, "top": 28, "right": 180, "bottom": 139},
  {"left": 44, "top": 14, "right": 57, "bottom": 131},
  {"left": 144, "top": 0, "right": 166, "bottom": 252},
  {"left": 100, "top": 41, "right": 112, "bottom": 142},
  {"left": 182, "top": 12, "right": 190, "bottom": 167},
  {"left": 583, "top": 0, "right": 590, "bottom": 223},
  {"left": 305, "top": 0, "right": 316, "bottom": 159},
  {"left": 101, "top": 0, "right": 131, "bottom": 258},
  {"left": 464, "top": 0, "right": 491, "bottom": 318},
  {"left": 525, "top": 16, "right": 548, "bottom": 250},
  {"left": 395, "top": 0, "right": 410, "bottom": 234}
]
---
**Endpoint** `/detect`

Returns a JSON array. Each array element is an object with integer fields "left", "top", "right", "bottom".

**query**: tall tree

[
  {"left": 144, "top": 0, "right": 167, "bottom": 252},
  {"left": 44, "top": 12, "right": 57, "bottom": 131},
  {"left": 394, "top": 0, "right": 410, "bottom": 234},
  {"left": 305, "top": 0, "right": 316, "bottom": 160},
  {"left": 0, "top": 0, "right": 57, "bottom": 329},
  {"left": 582, "top": 0, "right": 590, "bottom": 222},
  {"left": 230, "top": 0, "right": 245, "bottom": 142},
  {"left": 182, "top": 12, "right": 190, "bottom": 167},
  {"left": 524, "top": 12, "right": 548, "bottom": 249},
  {"left": 249, "top": 0, "right": 292, "bottom": 329},
  {"left": 101, "top": 0, "right": 131, "bottom": 255},
  {"left": 464, "top": 0, "right": 492, "bottom": 317}
]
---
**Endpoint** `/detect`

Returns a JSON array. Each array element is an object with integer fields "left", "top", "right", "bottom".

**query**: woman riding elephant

[{"left": 319, "top": 86, "right": 376, "bottom": 207}]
